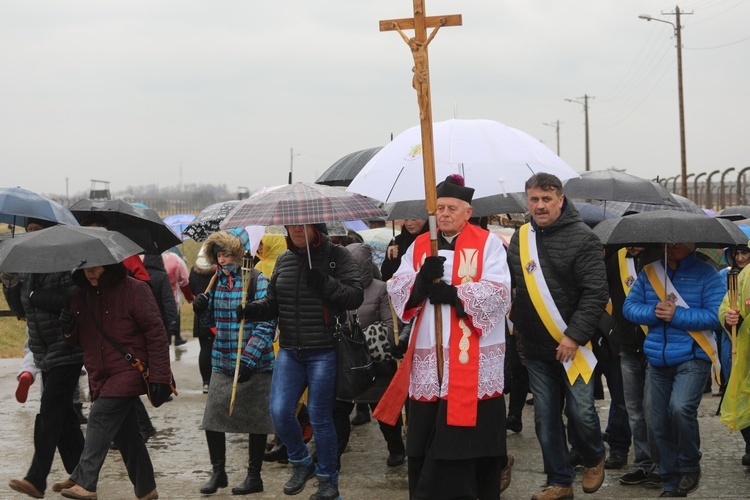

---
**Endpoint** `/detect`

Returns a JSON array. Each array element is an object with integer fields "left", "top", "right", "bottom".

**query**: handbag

[
  {"left": 335, "top": 312, "right": 376, "bottom": 401},
  {"left": 85, "top": 293, "right": 178, "bottom": 407},
  {"left": 363, "top": 320, "right": 393, "bottom": 363}
]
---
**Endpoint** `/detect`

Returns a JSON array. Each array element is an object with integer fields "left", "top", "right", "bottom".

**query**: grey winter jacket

[
  {"left": 507, "top": 200, "right": 608, "bottom": 362},
  {"left": 253, "top": 232, "right": 364, "bottom": 350}
]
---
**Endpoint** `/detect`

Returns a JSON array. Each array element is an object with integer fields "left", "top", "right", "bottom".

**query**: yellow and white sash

[
  {"left": 644, "top": 261, "right": 722, "bottom": 384},
  {"left": 617, "top": 248, "right": 648, "bottom": 335},
  {"left": 519, "top": 223, "right": 598, "bottom": 384}
]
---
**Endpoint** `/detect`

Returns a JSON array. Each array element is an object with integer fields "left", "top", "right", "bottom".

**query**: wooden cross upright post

[{"left": 380, "top": 1, "right": 461, "bottom": 382}]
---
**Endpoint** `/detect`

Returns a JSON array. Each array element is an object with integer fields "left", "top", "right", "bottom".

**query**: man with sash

[
  {"left": 606, "top": 246, "right": 663, "bottom": 488},
  {"left": 374, "top": 174, "right": 512, "bottom": 499},
  {"left": 623, "top": 242, "right": 724, "bottom": 497},
  {"left": 507, "top": 173, "right": 608, "bottom": 500}
]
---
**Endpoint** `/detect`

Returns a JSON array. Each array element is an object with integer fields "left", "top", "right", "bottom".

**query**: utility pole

[
  {"left": 543, "top": 120, "right": 562, "bottom": 156},
  {"left": 565, "top": 95, "right": 593, "bottom": 171},
  {"left": 289, "top": 148, "right": 301, "bottom": 184}
]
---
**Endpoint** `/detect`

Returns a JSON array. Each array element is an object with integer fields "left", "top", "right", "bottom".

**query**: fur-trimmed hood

[{"left": 204, "top": 229, "right": 249, "bottom": 266}]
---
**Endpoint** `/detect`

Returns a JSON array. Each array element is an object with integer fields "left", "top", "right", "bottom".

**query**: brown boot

[
  {"left": 134, "top": 488, "right": 159, "bottom": 500},
  {"left": 531, "top": 485, "right": 575, "bottom": 500},
  {"left": 61, "top": 484, "right": 98, "bottom": 499},
  {"left": 500, "top": 454, "right": 514, "bottom": 493},
  {"left": 52, "top": 479, "right": 76, "bottom": 492},
  {"left": 582, "top": 456, "right": 605, "bottom": 493},
  {"left": 8, "top": 479, "right": 44, "bottom": 499}
]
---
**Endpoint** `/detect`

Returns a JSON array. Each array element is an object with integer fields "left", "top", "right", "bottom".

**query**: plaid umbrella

[
  {"left": 220, "top": 183, "right": 387, "bottom": 228},
  {"left": 602, "top": 194, "right": 704, "bottom": 216},
  {"left": 183, "top": 200, "right": 241, "bottom": 242}
]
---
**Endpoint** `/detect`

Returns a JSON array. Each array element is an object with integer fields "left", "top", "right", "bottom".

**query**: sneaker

[
  {"left": 582, "top": 456, "right": 605, "bottom": 493},
  {"left": 619, "top": 468, "right": 653, "bottom": 485},
  {"left": 283, "top": 460, "right": 316, "bottom": 495},
  {"left": 531, "top": 485, "right": 574, "bottom": 500},
  {"left": 500, "top": 454, "right": 513, "bottom": 493},
  {"left": 677, "top": 469, "right": 700, "bottom": 495},
  {"left": 506, "top": 414, "right": 523, "bottom": 433},
  {"left": 309, "top": 477, "right": 340, "bottom": 500},
  {"left": 350, "top": 410, "right": 371, "bottom": 426},
  {"left": 604, "top": 452, "right": 627, "bottom": 469},
  {"left": 202, "top": 383, "right": 210, "bottom": 394},
  {"left": 15, "top": 371, "right": 34, "bottom": 403}
]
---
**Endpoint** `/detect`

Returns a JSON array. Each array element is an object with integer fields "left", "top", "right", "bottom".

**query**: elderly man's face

[
  {"left": 527, "top": 187, "right": 564, "bottom": 228},
  {"left": 436, "top": 197, "right": 472, "bottom": 237}
]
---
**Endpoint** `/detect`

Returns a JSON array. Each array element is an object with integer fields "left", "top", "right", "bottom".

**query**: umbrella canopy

[
  {"left": 574, "top": 202, "right": 619, "bottom": 229},
  {"left": 602, "top": 194, "right": 704, "bottom": 216},
  {"left": 716, "top": 206, "right": 750, "bottom": 221},
  {"left": 562, "top": 170, "right": 676, "bottom": 205},
  {"left": 162, "top": 213, "right": 196, "bottom": 241},
  {"left": 347, "top": 118, "right": 579, "bottom": 203},
  {"left": 0, "top": 225, "right": 144, "bottom": 273},
  {"left": 315, "top": 147, "right": 383, "bottom": 187},
  {"left": 221, "top": 183, "right": 387, "bottom": 228},
  {"left": 385, "top": 192, "right": 528, "bottom": 220},
  {"left": 183, "top": 200, "right": 241, "bottom": 242},
  {"left": 593, "top": 210, "right": 749, "bottom": 248},
  {"left": 70, "top": 199, "right": 181, "bottom": 254},
  {"left": 358, "top": 227, "right": 394, "bottom": 268},
  {"left": 0, "top": 187, "right": 80, "bottom": 228}
]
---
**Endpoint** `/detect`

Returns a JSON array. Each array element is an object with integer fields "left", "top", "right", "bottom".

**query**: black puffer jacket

[
  {"left": 507, "top": 200, "right": 608, "bottom": 362},
  {"left": 253, "top": 232, "right": 364, "bottom": 350},
  {"left": 143, "top": 255, "right": 179, "bottom": 335},
  {"left": 12, "top": 272, "right": 83, "bottom": 371}
]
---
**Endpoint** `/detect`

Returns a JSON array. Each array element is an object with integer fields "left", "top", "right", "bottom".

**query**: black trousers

[
  {"left": 25, "top": 363, "right": 85, "bottom": 493},
  {"left": 71, "top": 396, "right": 156, "bottom": 497}
]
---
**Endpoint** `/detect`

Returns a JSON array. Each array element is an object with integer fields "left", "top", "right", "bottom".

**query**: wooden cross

[{"left": 380, "top": 1, "right": 461, "bottom": 382}]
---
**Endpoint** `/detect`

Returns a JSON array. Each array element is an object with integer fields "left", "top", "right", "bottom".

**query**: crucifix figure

[{"left": 394, "top": 19, "right": 445, "bottom": 120}]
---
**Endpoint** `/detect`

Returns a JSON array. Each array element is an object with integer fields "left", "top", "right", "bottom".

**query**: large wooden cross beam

[{"left": 380, "top": 1, "right": 461, "bottom": 382}]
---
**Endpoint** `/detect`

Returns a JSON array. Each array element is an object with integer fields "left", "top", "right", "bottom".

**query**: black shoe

[
  {"left": 677, "top": 470, "right": 701, "bottom": 494},
  {"left": 659, "top": 491, "right": 687, "bottom": 497},
  {"left": 350, "top": 411, "right": 371, "bottom": 426},
  {"left": 174, "top": 335, "right": 187, "bottom": 346},
  {"left": 283, "top": 461, "right": 316, "bottom": 495},
  {"left": 568, "top": 451, "right": 583, "bottom": 469},
  {"left": 605, "top": 452, "right": 627, "bottom": 469},
  {"left": 231, "top": 474, "right": 263, "bottom": 495},
  {"left": 74, "top": 403, "right": 88, "bottom": 425},
  {"left": 525, "top": 397, "right": 534, "bottom": 406},
  {"left": 619, "top": 468, "right": 653, "bottom": 485},
  {"left": 386, "top": 453, "right": 405, "bottom": 466},
  {"left": 309, "top": 477, "right": 339, "bottom": 500},
  {"left": 742, "top": 453, "right": 750, "bottom": 466},
  {"left": 141, "top": 427, "right": 156, "bottom": 443},
  {"left": 506, "top": 414, "right": 523, "bottom": 433},
  {"left": 264, "top": 443, "right": 288, "bottom": 464},
  {"left": 200, "top": 470, "right": 228, "bottom": 494}
]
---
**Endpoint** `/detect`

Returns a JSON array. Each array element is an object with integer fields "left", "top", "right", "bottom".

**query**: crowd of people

[{"left": 4, "top": 171, "right": 750, "bottom": 500}]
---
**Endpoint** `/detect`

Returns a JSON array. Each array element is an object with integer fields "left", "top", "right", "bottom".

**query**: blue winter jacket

[{"left": 623, "top": 252, "right": 724, "bottom": 367}]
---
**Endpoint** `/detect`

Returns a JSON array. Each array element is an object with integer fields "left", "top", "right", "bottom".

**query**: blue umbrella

[
  {"left": 574, "top": 202, "right": 618, "bottom": 228},
  {"left": 0, "top": 187, "right": 79, "bottom": 233},
  {"left": 163, "top": 214, "right": 196, "bottom": 241}
]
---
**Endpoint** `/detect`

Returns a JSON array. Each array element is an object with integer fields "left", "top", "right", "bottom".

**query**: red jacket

[{"left": 66, "top": 264, "right": 171, "bottom": 400}]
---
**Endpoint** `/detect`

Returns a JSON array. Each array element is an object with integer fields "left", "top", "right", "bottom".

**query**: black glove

[
  {"left": 418, "top": 256, "right": 446, "bottom": 283},
  {"left": 148, "top": 382, "right": 173, "bottom": 408},
  {"left": 237, "top": 302, "right": 262, "bottom": 322},
  {"left": 394, "top": 324, "right": 411, "bottom": 358},
  {"left": 237, "top": 364, "right": 253, "bottom": 383},
  {"left": 307, "top": 268, "right": 328, "bottom": 290},
  {"left": 59, "top": 308, "right": 76, "bottom": 334},
  {"left": 428, "top": 282, "right": 458, "bottom": 305},
  {"left": 193, "top": 293, "right": 209, "bottom": 314}
]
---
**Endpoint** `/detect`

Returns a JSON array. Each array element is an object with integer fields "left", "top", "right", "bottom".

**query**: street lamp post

[
  {"left": 639, "top": 7, "right": 690, "bottom": 199},
  {"left": 565, "top": 95, "right": 592, "bottom": 171}
]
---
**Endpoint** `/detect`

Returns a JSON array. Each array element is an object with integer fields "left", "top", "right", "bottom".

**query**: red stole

[{"left": 373, "top": 224, "right": 489, "bottom": 427}]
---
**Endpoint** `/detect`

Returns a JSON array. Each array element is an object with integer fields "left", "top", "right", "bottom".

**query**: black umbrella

[
  {"left": 602, "top": 194, "right": 705, "bottom": 216},
  {"left": 593, "top": 210, "right": 749, "bottom": 248},
  {"left": 0, "top": 225, "right": 144, "bottom": 273},
  {"left": 574, "top": 202, "right": 618, "bottom": 229},
  {"left": 315, "top": 147, "right": 383, "bottom": 187},
  {"left": 385, "top": 193, "right": 528, "bottom": 220},
  {"left": 183, "top": 200, "right": 241, "bottom": 242},
  {"left": 563, "top": 170, "right": 676, "bottom": 205},
  {"left": 716, "top": 206, "right": 750, "bottom": 221},
  {"left": 0, "top": 187, "right": 80, "bottom": 231},
  {"left": 70, "top": 199, "right": 180, "bottom": 254}
]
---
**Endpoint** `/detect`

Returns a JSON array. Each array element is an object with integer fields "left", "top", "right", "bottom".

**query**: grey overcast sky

[{"left": 1, "top": 0, "right": 748, "bottom": 199}]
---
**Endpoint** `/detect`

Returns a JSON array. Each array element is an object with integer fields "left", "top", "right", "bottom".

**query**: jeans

[
  {"left": 270, "top": 347, "right": 338, "bottom": 483},
  {"left": 602, "top": 356, "right": 631, "bottom": 456},
  {"left": 621, "top": 352, "right": 658, "bottom": 471},
  {"left": 526, "top": 358, "right": 605, "bottom": 487},
  {"left": 650, "top": 359, "right": 710, "bottom": 492}
]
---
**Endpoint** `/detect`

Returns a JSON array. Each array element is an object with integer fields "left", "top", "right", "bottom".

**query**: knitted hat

[{"left": 436, "top": 174, "right": 474, "bottom": 204}]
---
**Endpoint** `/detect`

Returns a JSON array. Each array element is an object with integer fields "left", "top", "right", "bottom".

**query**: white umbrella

[{"left": 347, "top": 118, "right": 579, "bottom": 203}]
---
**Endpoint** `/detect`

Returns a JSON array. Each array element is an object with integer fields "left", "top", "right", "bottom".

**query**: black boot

[
  {"left": 201, "top": 430, "right": 228, "bottom": 495},
  {"left": 232, "top": 433, "right": 265, "bottom": 495},
  {"left": 383, "top": 423, "right": 406, "bottom": 467}
]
